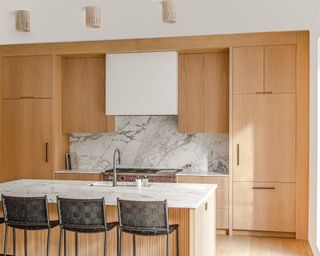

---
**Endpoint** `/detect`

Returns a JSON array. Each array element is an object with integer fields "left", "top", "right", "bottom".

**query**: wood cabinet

[
  {"left": 233, "top": 182, "right": 296, "bottom": 232},
  {"left": 62, "top": 56, "right": 115, "bottom": 133},
  {"left": 2, "top": 99, "right": 53, "bottom": 181},
  {"left": 178, "top": 51, "right": 229, "bottom": 133},
  {"left": 177, "top": 175, "right": 229, "bottom": 229},
  {"left": 233, "top": 46, "right": 264, "bottom": 94},
  {"left": 55, "top": 172, "right": 102, "bottom": 181},
  {"left": 265, "top": 45, "right": 296, "bottom": 93},
  {"left": 232, "top": 45, "right": 296, "bottom": 94},
  {"left": 2, "top": 55, "right": 53, "bottom": 98},
  {"left": 232, "top": 94, "right": 296, "bottom": 182},
  {"left": 178, "top": 54, "right": 204, "bottom": 132}
]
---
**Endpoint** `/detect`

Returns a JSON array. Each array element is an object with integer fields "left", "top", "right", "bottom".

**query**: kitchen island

[{"left": 0, "top": 179, "right": 216, "bottom": 256}]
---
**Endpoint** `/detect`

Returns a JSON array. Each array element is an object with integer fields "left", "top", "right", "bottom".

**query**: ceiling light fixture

[
  {"left": 15, "top": 10, "right": 30, "bottom": 32},
  {"left": 85, "top": 6, "right": 101, "bottom": 28},
  {"left": 162, "top": 0, "right": 176, "bottom": 24}
]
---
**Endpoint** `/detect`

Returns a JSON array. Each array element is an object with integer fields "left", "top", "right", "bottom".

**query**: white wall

[
  {"left": 309, "top": 6, "right": 320, "bottom": 256},
  {"left": 0, "top": 0, "right": 319, "bottom": 45}
]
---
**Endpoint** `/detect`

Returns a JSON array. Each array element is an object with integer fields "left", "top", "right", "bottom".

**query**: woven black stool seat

[
  {"left": 117, "top": 199, "right": 179, "bottom": 256},
  {"left": 1, "top": 195, "right": 58, "bottom": 256},
  {"left": 57, "top": 197, "right": 118, "bottom": 256},
  {"left": 8, "top": 220, "right": 59, "bottom": 230},
  {"left": 122, "top": 224, "right": 179, "bottom": 236},
  {"left": 62, "top": 221, "right": 118, "bottom": 233}
]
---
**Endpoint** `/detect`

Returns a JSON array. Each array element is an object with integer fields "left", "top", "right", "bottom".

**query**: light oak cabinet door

[
  {"left": 232, "top": 46, "right": 264, "bottom": 94},
  {"left": 178, "top": 53, "right": 204, "bottom": 132},
  {"left": 265, "top": 45, "right": 296, "bottom": 94},
  {"left": 62, "top": 57, "right": 115, "bottom": 133},
  {"left": 2, "top": 55, "right": 53, "bottom": 98},
  {"left": 233, "top": 182, "right": 296, "bottom": 232},
  {"left": 28, "top": 55, "right": 53, "bottom": 98},
  {"left": 2, "top": 56, "right": 28, "bottom": 98},
  {"left": 232, "top": 94, "right": 296, "bottom": 182},
  {"left": 2, "top": 99, "right": 53, "bottom": 181},
  {"left": 178, "top": 52, "right": 229, "bottom": 133},
  {"left": 204, "top": 52, "right": 229, "bottom": 133}
]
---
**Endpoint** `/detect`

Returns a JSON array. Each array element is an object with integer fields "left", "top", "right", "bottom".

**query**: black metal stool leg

[
  {"left": 176, "top": 229, "right": 179, "bottom": 256},
  {"left": 64, "top": 230, "right": 67, "bottom": 256},
  {"left": 132, "top": 235, "right": 136, "bottom": 256},
  {"left": 117, "top": 226, "right": 119, "bottom": 256},
  {"left": 166, "top": 234, "right": 170, "bottom": 256},
  {"left": 58, "top": 228, "right": 62, "bottom": 256},
  {"left": 75, "top": 232, "right": 78, "bottom": 256},
  {"left": 3, "top": 224, "right": 8, "bottom": 256},
  {"left": 13, "top": 228, "right": 16, "bottom": 256},
  {"left": 104, "top": 230, "right": 107, "bottom": 256},
  {"left": 24, "top": 229, "right": 28, "bottom": 256},
  {"left": 47, "top": 228, "right": 51, "bottom": 256},
  {"left": 119, "top": 230, "right": 122, "bottom": 256}
]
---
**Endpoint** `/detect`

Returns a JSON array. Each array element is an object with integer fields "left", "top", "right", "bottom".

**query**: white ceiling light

[
  {"left": 162, "top": 0, "right": 176, "bottom": 24},
  {"left": 85, "top": 6, "right": 101, "bottom": 28},
  {"left": 15, "top": 10, "right": 30, "bottom": 32}
]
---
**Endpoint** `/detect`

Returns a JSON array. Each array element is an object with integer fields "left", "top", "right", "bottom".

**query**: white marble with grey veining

[
  {"left": 0, "top": 179, "right": 216, "bottom": 209},
  {"left": 70, "top": 116, "right": 229, "bottom": 174}
]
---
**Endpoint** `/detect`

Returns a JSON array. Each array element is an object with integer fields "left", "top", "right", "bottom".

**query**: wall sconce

[
  {"left": 162, "top": 0, "right": 176, "bottom": 24},
  {"left": 85, "top": 6, "right": 101, "bottom": 28},
  {"left": 16, "top": 10, "right": 30, "bottom": 32}
]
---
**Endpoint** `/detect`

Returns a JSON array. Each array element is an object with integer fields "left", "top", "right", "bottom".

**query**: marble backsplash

[{"left": 70, "top": 116, "right": 229, "bottom": 174}]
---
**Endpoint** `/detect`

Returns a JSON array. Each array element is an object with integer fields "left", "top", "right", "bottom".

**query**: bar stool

[
  {"left": 1, "top": 195, "right": 59, "bottom": 256},
  {"left": 56, "top": 197, "right": 119, "bottom": 256},
  {"left": 117, "top": 199, "right": 179, "bottom": 256}
]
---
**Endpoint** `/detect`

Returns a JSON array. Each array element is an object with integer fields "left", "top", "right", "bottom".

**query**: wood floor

[{"left": 216, "top": 235, "right": 313, "bottom": 256}]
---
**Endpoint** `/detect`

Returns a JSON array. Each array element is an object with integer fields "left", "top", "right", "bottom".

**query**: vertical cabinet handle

[
  {"left": 45, "top": 143, "right": 48, "bottom": 163},
  {"left": 236, "top": 144, "right": 240, "bottom": 166}
]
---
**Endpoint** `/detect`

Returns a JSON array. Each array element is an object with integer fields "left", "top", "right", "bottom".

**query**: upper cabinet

[
  {"left": 233, "top": 46, "right": 264, "bottom": 94},
  {"left": 62, "top": 56, "right": 115, "bottom": 133},
  {"left": 178, "top": 51, "right": 229, "bottom": 133},
  {"left": 2, "top": 55, "right": 53, "bottom": 98},
  {"left": 265, "top": 45, "right": 296, "bottom": 94},
  {"left": 232, "top": 45, "right": 296, "bottom": 94},
  {"left": 178, "top": 53, "right": 204, "bottom": 132},
  {"left": 106, "top": 52, "right": 178, "bottom": 115}
]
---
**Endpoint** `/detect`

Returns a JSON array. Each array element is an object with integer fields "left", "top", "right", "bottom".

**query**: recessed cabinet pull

[
  {"left": 20, "top": 96, "right": 34, "bottom": 99},
  {"left": 236, "top": 144, "right": 240, "bottom": 166},
  {"left": 45, "top": 143, "right": 48, "bottom": 163},
  {"left": 252, "top": 186, "right": 276, "bottom": 190},
  {"left": 255, "top": 91, "right": 272, "bottom": 95}
]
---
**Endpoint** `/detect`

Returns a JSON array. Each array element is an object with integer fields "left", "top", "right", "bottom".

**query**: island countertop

[{"left": 0, "top": 179, "right": 217, "bottom": 209}]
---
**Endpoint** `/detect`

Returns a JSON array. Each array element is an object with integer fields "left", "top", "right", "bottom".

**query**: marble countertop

[
  {"left": 0, "top": 179, "right": 217, "bottom": 209},
  {"left": 55, "top": 169, "right": 229, "bottom": 177}
]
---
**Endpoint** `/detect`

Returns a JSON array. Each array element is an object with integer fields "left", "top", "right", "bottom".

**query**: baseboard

[{"left": 232, "top": 229, "right": 296, "bottom": 238}]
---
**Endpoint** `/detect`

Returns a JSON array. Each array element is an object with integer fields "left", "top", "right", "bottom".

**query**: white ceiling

[{"left": 0, "top": 0, "right": 319, "bottom": 45}]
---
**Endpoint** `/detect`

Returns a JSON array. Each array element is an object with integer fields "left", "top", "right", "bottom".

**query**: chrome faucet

[{"left": 113, "top": 149, "right": 121, "bottom": 187}]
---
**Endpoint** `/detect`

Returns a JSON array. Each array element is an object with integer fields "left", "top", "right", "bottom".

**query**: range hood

[{"left": 106, "top": 51, "right": 178, "bottom": 115}]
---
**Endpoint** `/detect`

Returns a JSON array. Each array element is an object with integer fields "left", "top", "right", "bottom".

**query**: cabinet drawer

[
  {"left": 217, "top": 209, "right": 229, "bottom": 229},
  {"left": 55, "top": 173, "right": 102, "bottom": 181},
  {"left": 177, "top": 175, "right": 229, "bottom": 189},
  {"left": 233, "top": 182, "right": 295, "bottom": 232}
]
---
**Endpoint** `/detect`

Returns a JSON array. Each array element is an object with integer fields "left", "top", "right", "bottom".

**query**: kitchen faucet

[{"left": 113, "top": 149, "right": 121, "bottom": 187}]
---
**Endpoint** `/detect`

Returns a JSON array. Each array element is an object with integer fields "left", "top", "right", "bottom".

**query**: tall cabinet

[
  {"left": 1, "top": 55, "right": 68, "bottom": 182},
  {"left": 232, "top": 45, "right": 297, "bottom": 232}
]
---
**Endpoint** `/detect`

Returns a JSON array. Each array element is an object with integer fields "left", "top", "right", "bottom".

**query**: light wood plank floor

[{"left": 216, "top": 235, "right": 313, "bottom": 256}]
